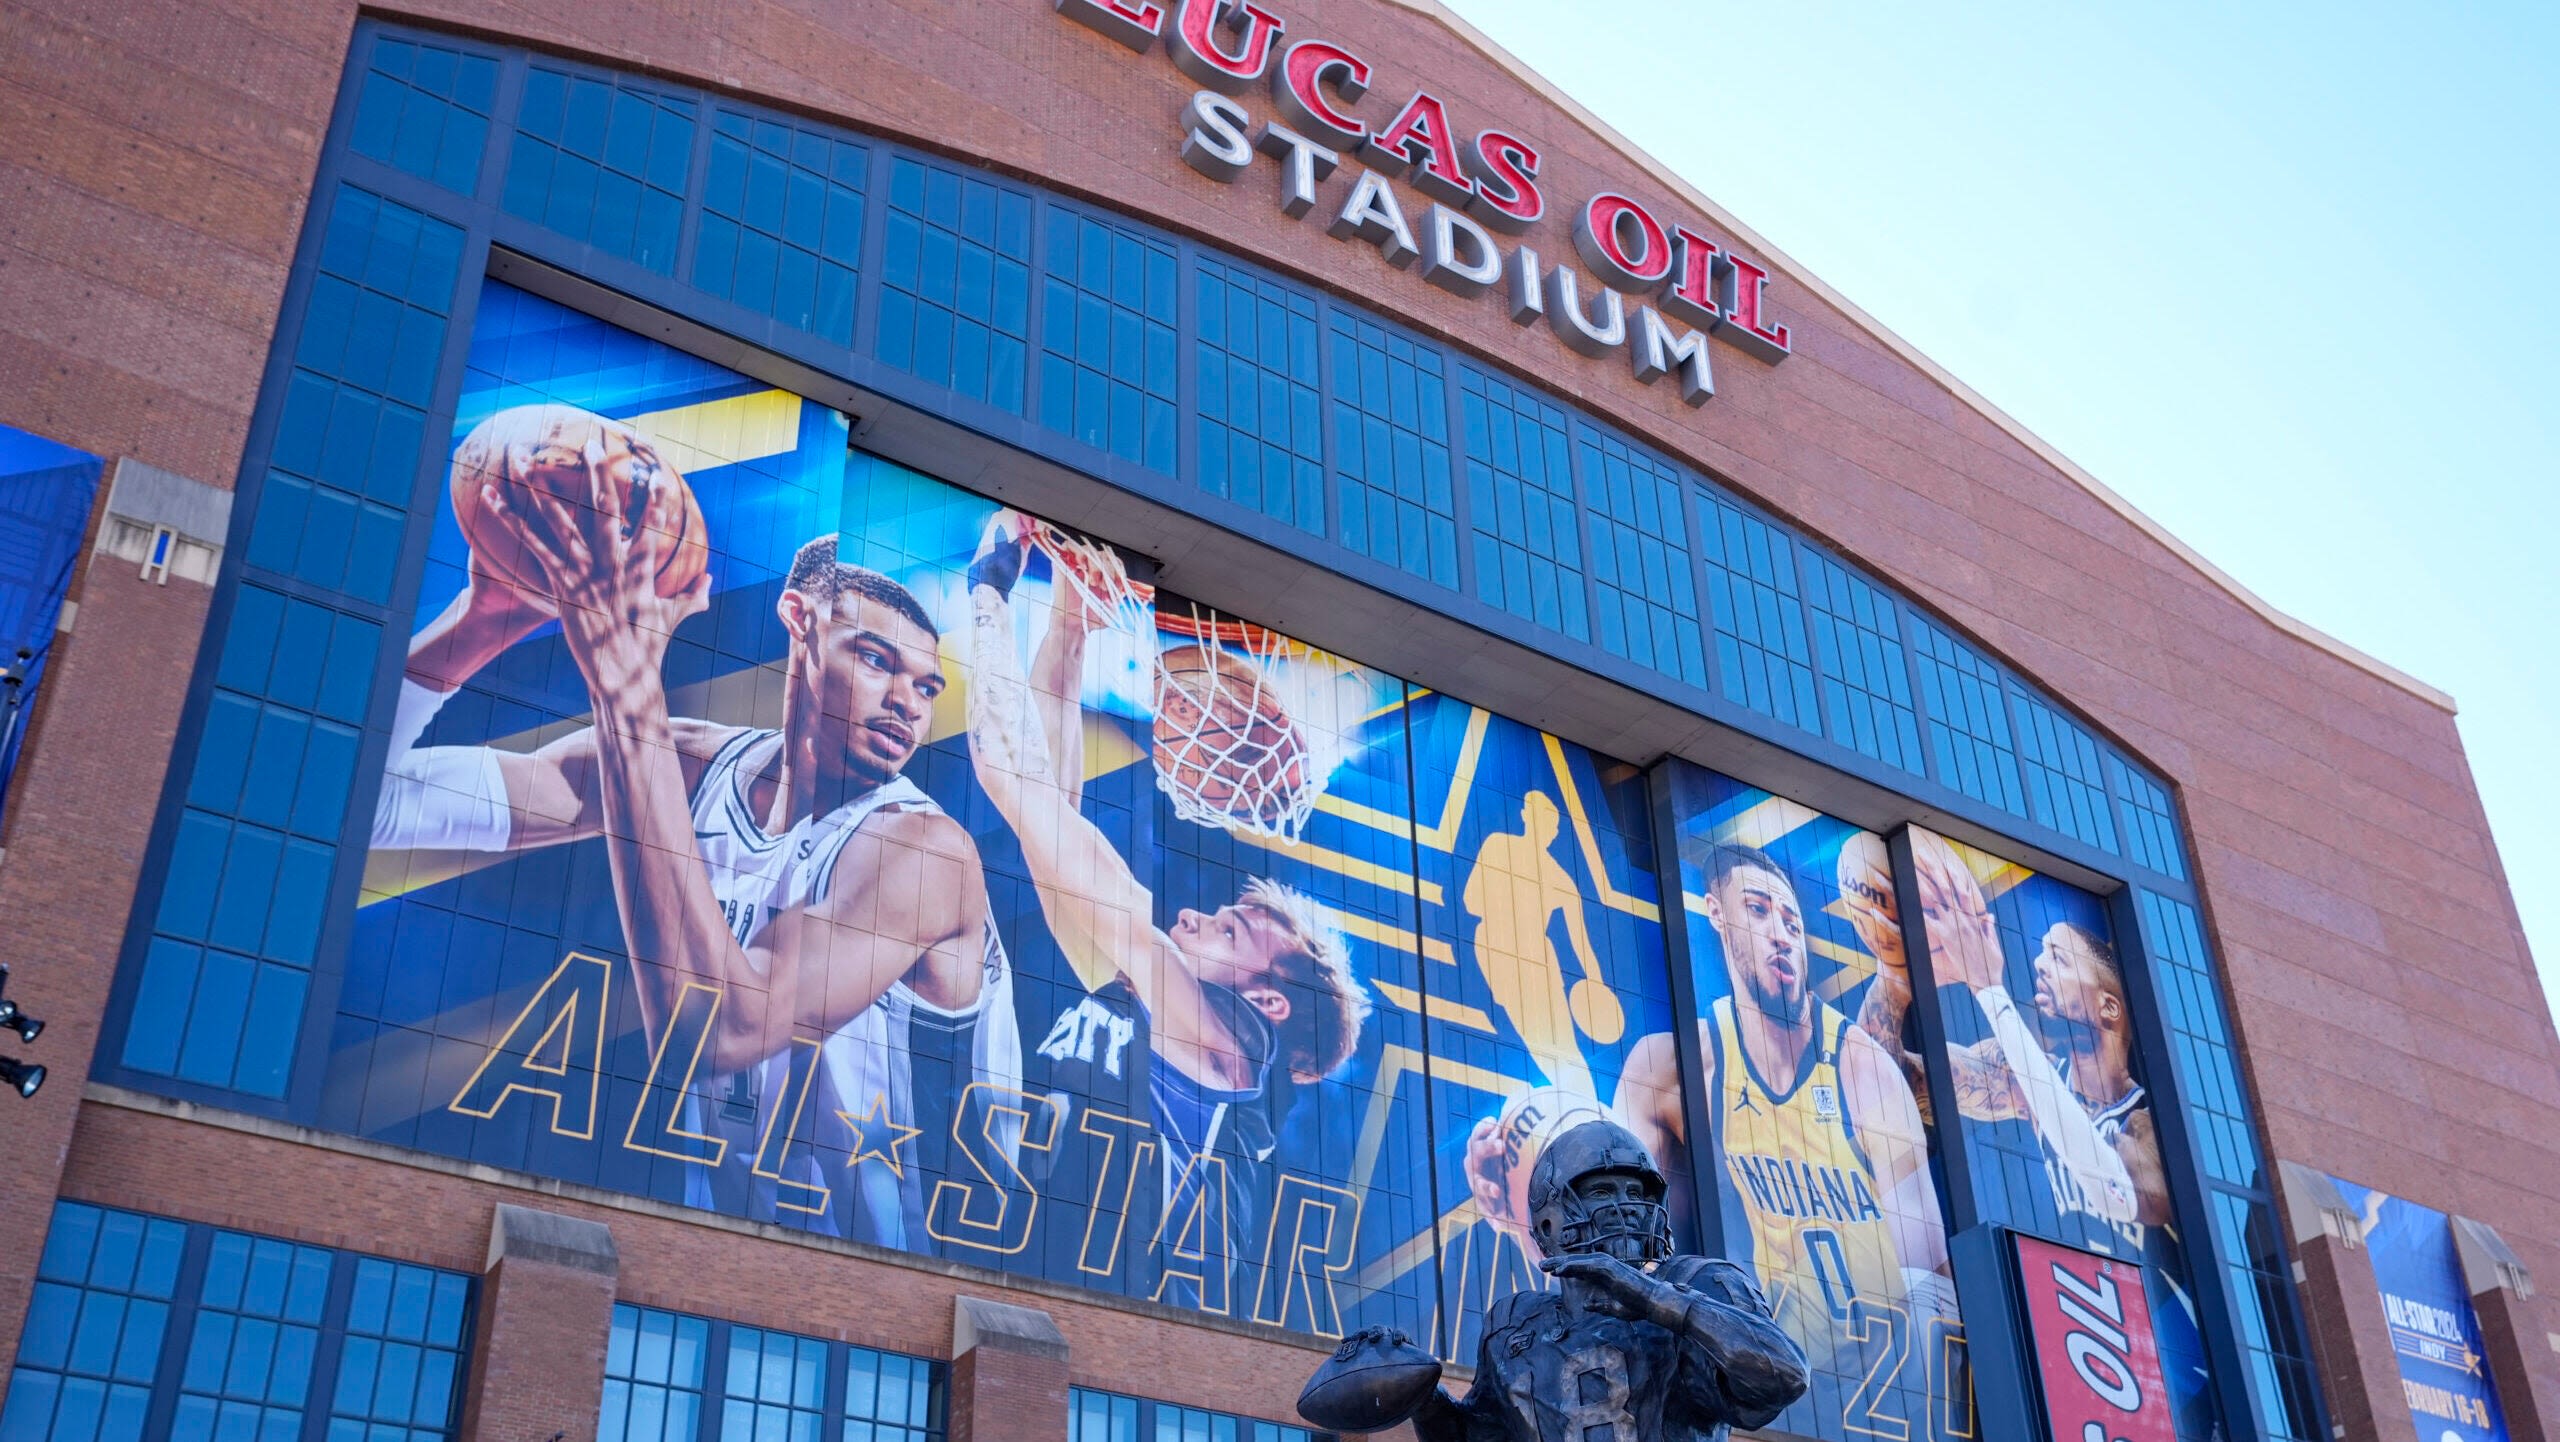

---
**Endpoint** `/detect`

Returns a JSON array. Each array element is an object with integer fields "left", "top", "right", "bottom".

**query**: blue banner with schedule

[{"left": 2330, "top": 1175, "right": 2507, "bottom": 1442}]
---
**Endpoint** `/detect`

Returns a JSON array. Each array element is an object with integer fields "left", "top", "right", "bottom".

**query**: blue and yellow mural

[{"left": 332, "top": 283, "right": 1678, "bottom": 1353}]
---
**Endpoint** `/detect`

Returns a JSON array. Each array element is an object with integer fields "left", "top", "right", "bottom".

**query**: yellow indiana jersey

[{"left": 1704, "top": 996, "right": 1907, "bottom": 1348}]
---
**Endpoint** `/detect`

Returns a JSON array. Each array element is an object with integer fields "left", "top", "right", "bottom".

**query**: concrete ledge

[
  {"left": 955, "top": 1295, "right": 1069, "bottom": 1362},
  {"left": 2453, "top": 1214, "right": 2533, "bottom": 1299},
  {"left": 2277, "top": 1159, "right": 2362, "bottom": 1248},
  {"left": 488, "top": 1202, "right": 620, "bottom": 1277},
  {"left": 94, "top": 458, "right": 229, "bottom": 585}
]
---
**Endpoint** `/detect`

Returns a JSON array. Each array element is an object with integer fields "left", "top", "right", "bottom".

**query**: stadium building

[{"left": 0, "top": 3, "right": 2552, "bottom": 1440}]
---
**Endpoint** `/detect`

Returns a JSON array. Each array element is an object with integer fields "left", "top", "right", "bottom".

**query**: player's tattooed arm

[
  {"left": 1948, "top": 1037, "right": 2027, "bottom": 1122},
  {"left": 1840, "top": 1022, "right": 1952, "bottom": 1277},
  {"left": 1852, "top": 971, "right": 1936, "bottom": 1129}
]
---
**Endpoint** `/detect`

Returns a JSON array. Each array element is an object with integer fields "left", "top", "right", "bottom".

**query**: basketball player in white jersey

[
  {"left": 2028, "top": 921, "right": 2171, "bottom": 1230},
  {"left": 961, "top": 509, "right": 1365, "bottom": 1295},
  {"left": 370, "top": 423, "right": 1018, "bottom": 1247},
  {"left": 1908, "top": 828, "right": 2138, "bottom": 1228}
]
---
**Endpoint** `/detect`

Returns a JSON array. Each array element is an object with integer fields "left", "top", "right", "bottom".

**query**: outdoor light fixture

[
  {"left": 0, "top": 965, "right": 37, "bottom": 1043},
  {"left": 0, "top": 964, "right": 41, "bottom": 1100}
]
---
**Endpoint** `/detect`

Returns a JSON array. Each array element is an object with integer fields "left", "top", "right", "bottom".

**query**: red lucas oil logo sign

[
  {"left": 2018, "top": 1234, "right": 2176, "bottom": 1442},
  {"left": 1052, "top": 0, "right": 1791, "bottom": 408}
]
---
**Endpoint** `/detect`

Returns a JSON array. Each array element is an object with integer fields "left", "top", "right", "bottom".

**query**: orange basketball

[
  {"left": 448, "top": 403, "right": 709, "bottom": 600},
  {"left": 1153, "top": 642, "right": 1309, "bottom": 826}
]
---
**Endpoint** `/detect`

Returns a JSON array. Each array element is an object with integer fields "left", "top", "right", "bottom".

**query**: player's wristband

[
  {"left": 967, "top": 531, "right": 1026, "bottom": 598},
  {"left": 390, "top": 677, "right": 454, "bottom": 757}
]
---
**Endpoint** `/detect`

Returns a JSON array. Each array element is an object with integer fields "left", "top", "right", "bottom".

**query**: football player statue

[{"left": 1301, "top": 1119, "right": 1807, "bottom": 1442}]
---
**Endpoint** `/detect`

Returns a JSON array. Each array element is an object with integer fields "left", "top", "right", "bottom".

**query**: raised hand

[
  {"left": 1538, "top": 1252, "right": 1660, "bottom": 1321},
  {"left": 484, "top": 432, "right": 708, "bottom": 695},
  {"left": 1463, "top": 1116, "right": 1516, "bottom": 1225}
]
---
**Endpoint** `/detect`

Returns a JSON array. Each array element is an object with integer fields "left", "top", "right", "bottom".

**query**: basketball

[
  {"left": 1567, "top": 976, "right": 1626, "bottom": 1044},
  {"left": 1485, "top": 1086, "right": 1615, "bottom": 1243},
  {"left": 449, "top": 403, "right": 709, "bottom": 601},
  {"left": 1296, "top": 1328, "right": 1443, "bottom": 1433},
  {"left": 1153, "top": 642, "right": 1310, "bottom": 828}
]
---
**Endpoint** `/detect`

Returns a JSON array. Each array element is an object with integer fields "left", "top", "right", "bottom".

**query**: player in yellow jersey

[{"left": 1619, "top": 843, "right": 1957, "bottom": 1430}]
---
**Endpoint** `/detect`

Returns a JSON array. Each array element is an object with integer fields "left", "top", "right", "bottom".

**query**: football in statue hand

[{"left": 1297, "top": 1328, "right": 1444, "bottom": 1433}]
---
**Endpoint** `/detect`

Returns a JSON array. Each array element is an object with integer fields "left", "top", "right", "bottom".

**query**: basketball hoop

[{"left": 1027, "top": 527, "right": 1333, "bottom": 844}]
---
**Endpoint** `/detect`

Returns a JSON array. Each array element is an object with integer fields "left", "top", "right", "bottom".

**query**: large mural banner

[
  {"left": 1907, "top": 825, "right": 2216, "bottom": 1439},
  {"left": 1664, "top": 762, "right": 1971, "bottom": 1442},
  {"left": 2327, "top": 1176, "right": 2508, "bottom": 1442},
  {"left": 332, "top": 281, "right": 1682, "bottom": 1350}
]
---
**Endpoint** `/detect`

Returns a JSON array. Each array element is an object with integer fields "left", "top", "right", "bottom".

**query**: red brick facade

[{"left": 0, "top": 1, "right": 2552, "bottom": 1438}]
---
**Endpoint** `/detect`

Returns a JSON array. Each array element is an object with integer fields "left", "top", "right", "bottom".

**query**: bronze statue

[{"left": 1300, "top": 1118, "right": 1808, "bottom": 1442}]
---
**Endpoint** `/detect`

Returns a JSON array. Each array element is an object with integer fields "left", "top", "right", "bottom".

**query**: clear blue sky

[{"left": 1444, "top": 0, "right": 2560, "bottom": 1013}]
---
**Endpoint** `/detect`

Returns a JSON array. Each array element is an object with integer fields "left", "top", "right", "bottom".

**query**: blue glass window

[
  {"left": 2140, "top": 891, "right": 2259, "bottom": 1190},
  {"left": 328, "top": 1258, "right": 472, "bottom": 1442},
  {"left": 841, "top": 1347, "right": 942, "bottom": 1442},
  {"left": 1329, "top": 316, "right": 1455, "bottom": 586},
  {"left": 876, "top": 157, "right": 1031, "bottom": 412},
  {"left": 696, "top": 110, "right": 865, "bottom": 345},
  {"left": 173, "top": 1231, "right": 332, "bottom": 1442},
  {"left": 127, "top": 583, "right": 378, "bottom": 1096},
  {"left": 600, "top": 1305, "right": 710, "bottom": 1442},
  {"left": 2110, "top": 755, "right": 2187, "bottom": 881},
  {"left": 1800, "top": 549, "right": 1922, "bottom": 773},
  {"left": 2012, "top": 689, "right": 2120, "bottom": 853},
  {"left": 504, "top": 67, "right": 694, "bottom": 273},
  {"left": 1906, "top": 617, "right": 2026, "bottom": 814},
  {"left": 1460, "top": 368, "right": 1585, "bottom": 640},
  {"left": 1194, "top": 258, "right": 1323, "bottom": 533},
  {"left": 1068, "top": 1389, "right": 1318, "bottom": 1442},
  {"left": 723, "top": 1327, "right": 827, "bottom": 1442},
  {"left": 134, "top": 180, "right": 461, "bottom": 1101},
  {"left": 2, "top": 1203, "right": 185, "bottom": 1442},
  {"left": 1577, "top": 429, "right": 1699, "bottom": 684},
  {"left": 1697, "top": 492, "right": 1818, "bottom": 732},
  {"left": 1040, "top": 209, "right": 1177, "bottom": 472},
  {"left": 9, "top": 1204, "right": 475, "bottom": 1442},
  {"left": 349, "top": 34, "right": 498, "bottom": 195},
  {"left": 596, "top": 1306, "right": 944, "bottom": 1442},
  {"left": 2211, "top": 1192, "right": 2323, "bottom": 1442},
  {"left": 1071, "top": 1391, "right": 1139, "bottom": 1442},
  {"left": 252, "top": 185, "right": 462, "bottom": 599}
]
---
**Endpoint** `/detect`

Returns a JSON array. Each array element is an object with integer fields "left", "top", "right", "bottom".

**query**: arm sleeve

[
  {"left": 369, "top": 679, "right": 515, "bottom": 853},
  {"left": 1975, "top": 986, "right": 2138, "bottom": 1223}
]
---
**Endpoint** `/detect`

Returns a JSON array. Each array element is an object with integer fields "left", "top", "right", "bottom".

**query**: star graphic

[{"left": 837, "top": 1092, "right": 924, "bottom": 1178}]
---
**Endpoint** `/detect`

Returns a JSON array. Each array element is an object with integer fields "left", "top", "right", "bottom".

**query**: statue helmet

[{"left": 1524, "top": 1117, "right": 1674, "bottom": 1264}]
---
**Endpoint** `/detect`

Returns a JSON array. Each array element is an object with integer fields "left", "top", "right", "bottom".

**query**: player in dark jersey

[
  {"left": 965, "top": 512, "right": 1367, "bottom": 1305},
  {"left": 2030, "top": 920, "right": 2172, "bottom": 1231}
]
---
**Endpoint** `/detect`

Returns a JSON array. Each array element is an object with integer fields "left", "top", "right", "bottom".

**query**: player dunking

[
  {"left": 1616, "top": 843, "right": 1955, "bottom": 1415},
  {"left": 371, "top": 407, "right": 1019, "bottom": 1248},
  {"left": 963, "top": 510, "right": 1366, "bottom": 1297}
]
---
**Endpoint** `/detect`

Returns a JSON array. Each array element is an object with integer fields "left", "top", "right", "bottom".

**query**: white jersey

[{"left": 680, "top": 728, "right": 1021, "bottom": 1249}]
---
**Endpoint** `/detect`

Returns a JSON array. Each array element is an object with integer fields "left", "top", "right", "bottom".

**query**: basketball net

[{"left": 1030, "top": 524, "right": 1337, "bottom": 844}]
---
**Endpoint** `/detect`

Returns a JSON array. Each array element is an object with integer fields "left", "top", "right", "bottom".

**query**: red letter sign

[
  {"left": 1169, "top": 0, "right": 1283, "bottom": 91},
  {"left": 2017, "top": 1235, "right": 2176, "bottom": 1442},
  {"left": 1274, "top": 40, "right": 1371, "bottom": 147}
]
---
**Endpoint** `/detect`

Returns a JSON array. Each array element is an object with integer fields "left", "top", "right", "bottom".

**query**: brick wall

[{"left": 0, "top": 0, "right": 2551, "bottom": 1427}]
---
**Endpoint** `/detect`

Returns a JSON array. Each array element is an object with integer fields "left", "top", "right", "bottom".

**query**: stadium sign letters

[
  {"left": 1054, "top": 0, "right": 1792, "bottom": 408},
  {"left": 2017, "top": 1235, "right": 2178, "bottom": 1442}
]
